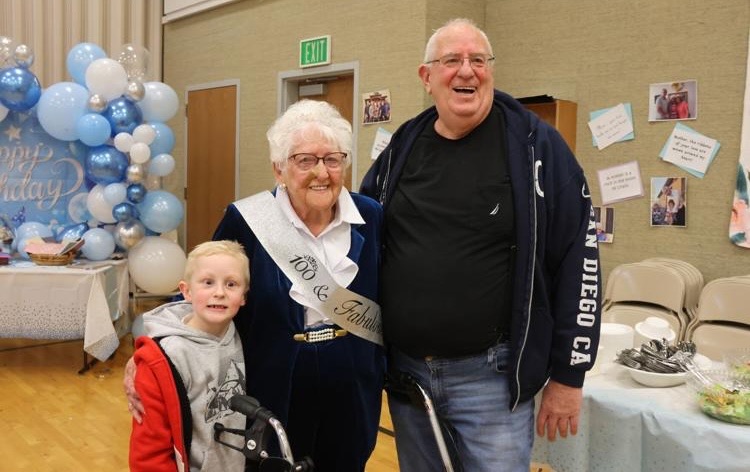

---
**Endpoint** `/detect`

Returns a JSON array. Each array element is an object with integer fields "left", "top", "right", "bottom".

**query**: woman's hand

[{"left": 123, "top": 356, "right": 145, "bottom": 423}]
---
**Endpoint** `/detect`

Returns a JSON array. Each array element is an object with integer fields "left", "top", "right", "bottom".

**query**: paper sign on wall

[
  {"left": 659, "top": 123, "right": 720, "bottom": 178},
  {"left": 588, "top": 103, "right": 634, "bottom": 150},
  {"left": 597, "top": 160, "right": 644, "bottom": 205}
]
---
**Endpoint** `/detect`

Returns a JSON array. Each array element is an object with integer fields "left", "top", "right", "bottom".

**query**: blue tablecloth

[{"left": 533, "top": 364, "right": 750, "bottom": 472}]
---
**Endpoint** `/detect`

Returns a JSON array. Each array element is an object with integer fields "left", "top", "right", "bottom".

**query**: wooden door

[
  {"left": 298, "top": 75, "right": 354, "bottom": 189},
  {"left": 185, "top": 85, "right": 237, "bottom": 251}
]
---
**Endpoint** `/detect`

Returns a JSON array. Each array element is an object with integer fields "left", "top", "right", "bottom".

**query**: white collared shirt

[{"left": 275, "top": 187, "right": 364, "bottom": 327}]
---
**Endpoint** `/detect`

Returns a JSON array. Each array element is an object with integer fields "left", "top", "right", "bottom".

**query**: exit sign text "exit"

[{"left": 299, "top": 35, "right": 331, "bottom": 68}]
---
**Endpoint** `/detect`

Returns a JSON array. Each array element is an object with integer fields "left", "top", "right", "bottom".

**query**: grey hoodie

[{"left": 143, "top": 301, "right": 246, "bottom": 472}]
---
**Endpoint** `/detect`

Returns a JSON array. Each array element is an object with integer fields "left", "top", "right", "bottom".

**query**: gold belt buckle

[{"left": 293, "top": 328, "right": 348, "bottom": 343}]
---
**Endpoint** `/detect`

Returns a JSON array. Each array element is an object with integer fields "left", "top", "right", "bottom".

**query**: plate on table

[{"left": 623, "top": 365, "right": 687, "bottom": 387}]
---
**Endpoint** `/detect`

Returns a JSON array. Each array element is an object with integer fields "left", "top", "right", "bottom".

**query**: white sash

[{"left": 234, "top": 191, "right": 383, "bottom": 346}]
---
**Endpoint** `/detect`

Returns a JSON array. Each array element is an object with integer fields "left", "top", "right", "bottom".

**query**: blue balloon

[
  {"left": 16, "top": 221, "right": 53, "bottom": 242},
  {"left": 149, "top": 122, "right": 175, "bottom": 155},
  {"left": 0, "top": 66, "right": 42, "bottom": 111},
  {"left": 85, "top": 145, "right": 129, "bottom": 185},
  {"left": 37, "top": 82, "right": 89, "bottom": 141},
  {"left": 148, "top": 153, "right": 175, "bottom": 177},
  {"left": 103, "top": 96, "right": 142, "bottom": 136},
  {"left": 137, "top": 190, "right": 184, "bottom": 234},
  {"left": 126, "top": 183, "right": 147, "bottom": 203},
  {"left": 76, "top": 113, "right": 112, "bottom": 146},
  {"left": 56, "top": 222, "right": 89, "bottom": 242},
  {"left": 81, "top": 227, "right": 115, "bottom": 261},
  {"left": 112, "top": 201, "right": 139, "bottom": 223},
  {"left": 66, "top": 43, "right": 107, "bottom": 85}
]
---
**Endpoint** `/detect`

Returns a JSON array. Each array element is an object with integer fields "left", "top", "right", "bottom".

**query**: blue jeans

[{"left": 388, "top": 343, "right": 534, "bottom": 472}]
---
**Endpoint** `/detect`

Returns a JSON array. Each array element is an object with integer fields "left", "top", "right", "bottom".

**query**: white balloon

[
  {"left": 137, "top": 81, "right": 179, "bottom": 122},
  {"left": 0, "top": 102, "right": 8, "bottom": 122},
  {"left": 132, "top": 123, "right": 156, "bottom": 145},
  {"left": 128, "top": 236, "right": 186, "bottom": 294},
  {"left": 86, "top": 184, "right": 117, "bottom": 224},
  {"left": 129, "top": 142, "right": 151, "bottom": 164},
  {"left": 85, "top": 58, "right": 128, "bottom": 101},
  {"left": 114, "top": 132, "right": 134, "bottom": 152},
  {"left": 103, "top": 182, "right": 127, "bottom": 205}
]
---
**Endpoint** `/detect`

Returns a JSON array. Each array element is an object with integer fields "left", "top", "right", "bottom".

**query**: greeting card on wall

[
  {"left": 659, "top": 123, "right": 720, "bottom": 178},
  {"left": 588, "top": 103, "right": 634, "bottom": 150},
  {"left": 597, "top": 161, "right": 644, "bottom": 205}
]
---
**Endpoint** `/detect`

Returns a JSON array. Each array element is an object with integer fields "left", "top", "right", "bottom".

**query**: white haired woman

[{"left": 126, "top": 100, "right": 384, "bottom": 471}]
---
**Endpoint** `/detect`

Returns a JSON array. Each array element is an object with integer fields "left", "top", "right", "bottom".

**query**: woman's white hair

[
  {"left": 266, "top": 99, "right": 352, "bottom": 169},
  {"left": 423, "top": 18, "right": 494, "bottom": 63}
]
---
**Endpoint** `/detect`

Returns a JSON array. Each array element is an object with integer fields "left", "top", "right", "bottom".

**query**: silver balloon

[
  {"left": 115, "top": 220, "right": 146, "bottom": 249},
  {"left": 126, "top": 163, "right": 145, "bottom": 183},
  {"left": 125, "top": 79, "right": 145, "bottom": 101},
  {"left": 88, "top": 93, "right": 108, "bottom": 113},
  {"left": 14, "top": 44, "right": 33, "bottom": 68}
]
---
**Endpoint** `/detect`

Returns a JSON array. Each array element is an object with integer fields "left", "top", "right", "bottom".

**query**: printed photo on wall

[
  {"left": 593, "top": 206, "right": 615, "bottom": 243},
  {"left": 650, "top": 177, "right": 687, "bottom": 227},
  {"left": 648, "top": 80, "right": 698, "bottom": 122},
  {"left": 362, "top": 89, "right": 391, "bottom": 125}
]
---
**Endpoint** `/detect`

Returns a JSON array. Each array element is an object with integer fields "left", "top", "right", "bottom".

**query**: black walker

[{"left": 215, "top": 395, "right": 314, "bottom": 472}]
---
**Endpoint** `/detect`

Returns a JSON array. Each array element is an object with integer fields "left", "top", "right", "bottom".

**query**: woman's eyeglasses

[{"left": 288, "top": 152, "right": 347, "bottom": 171}]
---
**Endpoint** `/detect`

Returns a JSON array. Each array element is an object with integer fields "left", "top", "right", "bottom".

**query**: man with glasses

[{"left": 361, "top": 18, "right": 600, "bottom": 471}]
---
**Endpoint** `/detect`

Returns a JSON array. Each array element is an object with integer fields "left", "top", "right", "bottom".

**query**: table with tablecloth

[
  {"left": 532, "top": 363, "right": 750, "bottom": 472},
  {"left": 0, "top": 259, "right": 129, "bottom": 363}
]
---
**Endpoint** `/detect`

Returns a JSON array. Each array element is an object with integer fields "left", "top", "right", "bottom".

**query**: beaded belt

[{"left": 293, "top": 327, "right": 348, "bottom": 343}]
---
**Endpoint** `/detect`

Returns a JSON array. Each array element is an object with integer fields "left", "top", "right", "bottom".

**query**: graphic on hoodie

[{"left": 205, "top": 359, "right": 245, "bottom": 423}]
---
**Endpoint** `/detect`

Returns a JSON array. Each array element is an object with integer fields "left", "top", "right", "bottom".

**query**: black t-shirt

[{"left": 382, "top": 106, "right": 515, "bottom": 357}]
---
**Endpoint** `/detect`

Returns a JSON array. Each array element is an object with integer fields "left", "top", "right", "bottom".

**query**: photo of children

[
  {"left": 648, "top": 80, "right": 698, "bottom": 122},
  {"left": 651, "top": 177, "right": 687, "bottom": 227},
  {"left": 362, "top": 90, "right": 391, "bottom": 125}
]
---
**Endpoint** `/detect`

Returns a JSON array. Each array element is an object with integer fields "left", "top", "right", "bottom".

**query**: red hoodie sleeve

[{"left": 129, "top": 338, "right": 186, "bottom": 472}]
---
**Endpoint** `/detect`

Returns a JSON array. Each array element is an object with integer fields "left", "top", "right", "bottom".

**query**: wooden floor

[{"left": 0, "top": 319, "right": 551, "bottom": 471}]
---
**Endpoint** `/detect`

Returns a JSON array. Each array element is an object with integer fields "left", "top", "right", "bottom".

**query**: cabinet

[{"left": 523, "top": 99, "right": 577, "bottom": 152}]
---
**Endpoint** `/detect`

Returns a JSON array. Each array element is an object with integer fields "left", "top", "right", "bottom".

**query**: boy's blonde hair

[{"left": 184, "top": 240, "right": 250, "bottom": 287}]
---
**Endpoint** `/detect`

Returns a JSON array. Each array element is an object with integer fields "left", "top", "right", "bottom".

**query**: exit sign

[{"left": 299, "top": 35, "right": 331, "bottom": 68}]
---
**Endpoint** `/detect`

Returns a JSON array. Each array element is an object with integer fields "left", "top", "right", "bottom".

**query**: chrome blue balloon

[
  {"left": 85, "top": 144, "right": 129, "bottom": 185},
  {"left": 126, "top": 183, "right": 147, "bottom": 204},
  {"left": 112, "top": 201, "right": 139, "bottom": 223},
  {"left": 103, "top": 96, "right": 142, "bottom": 136},
  {"left": 56, "top": 222, "right": 89, "bottom": 242},
  {"left": 0, "top": 66, "right": 41, "bottom": 111}
]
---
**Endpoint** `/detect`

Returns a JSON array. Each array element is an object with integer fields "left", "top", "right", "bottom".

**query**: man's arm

[{"left": 535, "top": 379, "right": 582, "bottom": 441}]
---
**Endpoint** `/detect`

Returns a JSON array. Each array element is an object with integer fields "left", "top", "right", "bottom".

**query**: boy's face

[{"left": 179, "top": 253, "right": 247, "bottom": 337}]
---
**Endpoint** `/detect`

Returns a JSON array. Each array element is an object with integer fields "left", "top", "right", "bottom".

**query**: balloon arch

[{"left": 0, "top": 38, "right": 186, "bottom": 294}]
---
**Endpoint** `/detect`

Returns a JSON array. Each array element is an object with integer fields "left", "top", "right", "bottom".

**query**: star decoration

[{"left": 4, "top": 124, "right": 21, "bottom": 142}]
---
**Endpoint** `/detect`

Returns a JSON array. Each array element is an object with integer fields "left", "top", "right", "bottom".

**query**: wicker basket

[{"left": 29, "top": 252, "right": 77, "bottom": 266}]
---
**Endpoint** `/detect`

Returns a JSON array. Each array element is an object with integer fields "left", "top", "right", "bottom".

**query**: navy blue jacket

[
  {"left": 212, "top": 191, "right": 384, "bottom": 440},
  {"left": 360, "top": 90, "right": 601, "bottom": 408}
]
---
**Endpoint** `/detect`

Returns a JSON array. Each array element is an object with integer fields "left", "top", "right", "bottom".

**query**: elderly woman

[{"left": 127, "top": 100, "right": 384, "bottom": 471}]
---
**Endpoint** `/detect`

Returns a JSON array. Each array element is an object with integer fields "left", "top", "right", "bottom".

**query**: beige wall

[{"left": 163, "top": 0, "right": 750, "bottom": 283}]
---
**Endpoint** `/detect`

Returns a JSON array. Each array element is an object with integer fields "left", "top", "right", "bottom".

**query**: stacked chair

[
  {"left": 685, "top": 276, "right": 750, "bottom": 360},
  {"left": 602, "top": 258, "right": 704, "bottom": 342}
]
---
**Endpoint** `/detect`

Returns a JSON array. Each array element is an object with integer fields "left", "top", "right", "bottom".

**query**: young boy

[{"left": 129, "top": 240, "right": 250, "bottom": 472}]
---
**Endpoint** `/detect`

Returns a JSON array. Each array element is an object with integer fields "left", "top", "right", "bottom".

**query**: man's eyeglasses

[
  {"left": 288, "top": 152, "right": 347, "bottom": 171},
  {"left": 424, "top": 53, "right": 495, "bottom": 70}
]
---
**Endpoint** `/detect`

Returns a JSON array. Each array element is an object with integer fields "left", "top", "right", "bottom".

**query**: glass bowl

[{"left": 686, "top": 369, "right": 750, "bottom": 425}]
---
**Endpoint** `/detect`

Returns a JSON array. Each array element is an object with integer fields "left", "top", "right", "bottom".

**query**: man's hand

[
  {"left": 535, "top": 379, "right": 582, "bottom": 441},
  {"left": 123, "top": 356, "right": 145, "bottom": 423}
]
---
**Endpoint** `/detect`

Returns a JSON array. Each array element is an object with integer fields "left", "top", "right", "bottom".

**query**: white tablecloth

[
  {"left": 0, "top": 259, "right": 129, "bottom": 361},
  {"left": 532, "top": 363, "right": 750, "bottom": 472}
]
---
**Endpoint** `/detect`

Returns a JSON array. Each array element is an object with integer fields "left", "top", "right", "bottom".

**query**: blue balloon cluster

[{"left": 1, "top": 40, "right": 184, "bottom": 262}]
